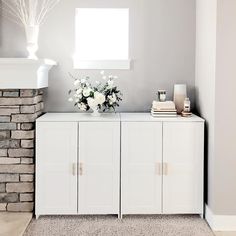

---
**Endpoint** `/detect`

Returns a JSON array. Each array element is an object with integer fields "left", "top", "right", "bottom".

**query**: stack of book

[
  {"left": 181, "top": 111, "right": 192, "bottom": 117},
  {"left": 151, "top": 101, "right": 177, "bottom": 117}
]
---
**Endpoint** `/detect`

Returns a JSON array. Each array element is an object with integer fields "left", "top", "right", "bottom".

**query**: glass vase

[{"left": 91, "top": 106, "right": 101, "bottom": 117}]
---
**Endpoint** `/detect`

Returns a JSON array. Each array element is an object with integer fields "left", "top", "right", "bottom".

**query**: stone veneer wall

[{"left": 0, "top": 89, "right": 43, "bottom": 212}]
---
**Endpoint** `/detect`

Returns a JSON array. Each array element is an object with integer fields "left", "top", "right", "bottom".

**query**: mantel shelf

[{"left": 0, "top": 58, "right": 57, "bottom": 89}]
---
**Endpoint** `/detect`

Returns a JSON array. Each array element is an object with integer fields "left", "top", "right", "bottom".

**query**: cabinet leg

[
  {"left": 35, "top": 215, "right": 40, "bottom": 220},
  {"left": 200, "top": 214, "right": 204, "bottom": 219},
  {"left": 118, "top": 213, "right": 123, "bottom": 220}
]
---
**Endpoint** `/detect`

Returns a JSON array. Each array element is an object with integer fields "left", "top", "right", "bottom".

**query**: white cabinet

[
  {"left": 78, "top": 122, "right": 120, "bottom": 215},
  {"left": 36, "top": 122, "right": 78, "bottom": 215},
  {"left": 36, "top": 113, "right": 120, "bottom": 217},
  {"left": 121, "top": 122, "right": 162, "bottom": 214},
  {"left": 120, "top": 113, "right": 204, "bottom": 216},
  {"left": 162, "top": 122, "right": 204, "bottom": 214},
  {"left": 36, "top": 113, "right": 204, "bottom": 218}
]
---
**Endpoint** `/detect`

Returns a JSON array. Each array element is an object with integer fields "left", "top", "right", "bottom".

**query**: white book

[
  {"left": 152, "top": 101, "right": 176, "bottom": 110},
  {"left": 151, "top": 113, "right": 177, "bottom": 117},
  {"left": 151, "top": 110, "right": 177, "bottom": 114}
]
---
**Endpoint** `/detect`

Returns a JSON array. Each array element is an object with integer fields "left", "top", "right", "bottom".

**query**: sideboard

[{"left": 35, "top": 113, "right": 204, "bottom": 219}]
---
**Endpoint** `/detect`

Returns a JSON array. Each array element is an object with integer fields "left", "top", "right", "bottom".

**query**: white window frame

[{"left": 74, "top": 8, "right": 131, "bottom": 70}]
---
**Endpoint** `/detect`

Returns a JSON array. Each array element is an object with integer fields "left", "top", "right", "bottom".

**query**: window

[{"left": 74, "top": 8, "right": 130, "bottom": 70}]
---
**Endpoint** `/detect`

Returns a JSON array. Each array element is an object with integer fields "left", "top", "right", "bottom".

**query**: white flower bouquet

[{"left": 68, "top": 71, "right": 122, "bottom": 115}]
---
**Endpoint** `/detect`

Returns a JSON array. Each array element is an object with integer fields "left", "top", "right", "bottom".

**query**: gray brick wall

[{"left": 0, "top": 89, "right": 43, "bottom": 212}]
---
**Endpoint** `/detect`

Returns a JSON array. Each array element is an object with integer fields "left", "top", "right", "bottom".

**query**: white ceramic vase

[
  {"left": 25, "top": 25, "right": 39, "bottom": 60},
  {"left": 173, "top": 84, "right": 187, "bottom": 114},
  {"left": 91, "top": 106, "right": 101, "bottom": 117}
]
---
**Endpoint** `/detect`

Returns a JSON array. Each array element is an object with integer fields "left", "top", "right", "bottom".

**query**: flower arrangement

[{"left": 68, "top": 71, "right": 122, "bottom": 115}]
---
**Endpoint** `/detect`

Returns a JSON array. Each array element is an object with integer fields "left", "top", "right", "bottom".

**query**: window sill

[{"left": 73, "top": 59, "right": 131, "bottom": 70}]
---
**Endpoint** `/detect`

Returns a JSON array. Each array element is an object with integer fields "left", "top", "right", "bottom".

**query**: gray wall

[
  {"left": 196, "top": 0, "right": 236, "bottom": 215},
  {"left": 214, "top": 0, "right": 236, "bottom": 215},
  {"left": 0, "top": 0, "right": 196, "bottom": 112},
  {"left": 195, "top": 0, "right": 217, "bottom": 214}
]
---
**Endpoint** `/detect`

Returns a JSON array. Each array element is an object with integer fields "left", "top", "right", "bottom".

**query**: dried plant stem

[{"left": 1, "top": 0, "right": 60, "bottom": 26}]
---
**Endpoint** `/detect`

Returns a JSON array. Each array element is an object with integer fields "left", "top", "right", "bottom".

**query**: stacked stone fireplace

[{"left": 0, "top": 89, "right": 43, "bottom": 212}]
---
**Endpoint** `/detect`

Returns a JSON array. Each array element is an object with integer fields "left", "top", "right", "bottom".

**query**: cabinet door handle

[
  {"left": 163, "top": 163, "right": 169, "bottom": 176},
  {"left": 79, "top": 162, "right": 83, "bottom": 176},
  {"left": 72, "top": 163, "right": 77, "bottom": 176},
  {"left": 155, "top": 163, "right": 162, "bottom": 175},
  {"left": 159, "top": 163, "right": 163, "bottom": 176}
]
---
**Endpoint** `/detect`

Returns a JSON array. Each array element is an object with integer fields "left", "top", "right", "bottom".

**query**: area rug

[{"left": 24, "top": 215, "right": 214, "bottom": 236}]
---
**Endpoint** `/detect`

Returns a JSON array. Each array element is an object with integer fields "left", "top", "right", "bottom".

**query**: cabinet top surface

[
  {"left": 37, "top": 113, "right": 204, "bottom": 122},
  {"left": 120, "top": 113, "right": 204, "bottom": 122},
  {"left": 36, "top": 113, "right": 121, "bottom": 122}
]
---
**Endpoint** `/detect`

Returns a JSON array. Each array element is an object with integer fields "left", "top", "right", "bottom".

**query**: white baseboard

[{"left": 205, "top": 204, "right": 236, "bottom": 231}]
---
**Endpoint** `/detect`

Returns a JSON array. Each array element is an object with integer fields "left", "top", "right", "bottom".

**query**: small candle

[{"left": 158, "top": 90, "right": 166, "bottom": 102}]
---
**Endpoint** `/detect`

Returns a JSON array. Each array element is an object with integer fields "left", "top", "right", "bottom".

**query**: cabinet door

[
  {"left": 122, "top": 122, "right": 162, "bottom": 214},
  {"left": 163, "top": 122, "right": 204, "bottom": 214},
  {"left": 78, "top": 122, "right": 120, "bottom": 215},
  {"left": 36, "top": 122, "right": 78, "bottom": 215}
]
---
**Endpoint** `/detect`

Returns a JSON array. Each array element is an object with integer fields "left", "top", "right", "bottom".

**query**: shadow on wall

[
  {"left": 203, "top": 122, "right": 209, "bottom": 205},
  {"left": 194, "top": 87, "right": 208, "bottom": 207},
  {"left": 189, "top": 86, "right": 196, "bottom": 112}
]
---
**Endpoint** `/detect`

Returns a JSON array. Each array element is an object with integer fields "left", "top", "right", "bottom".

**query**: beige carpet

[{"left": 24, "top": 215, "right": 214, "bottom": 236}]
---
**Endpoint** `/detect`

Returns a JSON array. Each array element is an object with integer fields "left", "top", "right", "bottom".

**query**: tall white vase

[
  {"left": 174, "top": 84, "right": 187, "bottom": 114},
  {"left": 25, "top": 25, "right": 39, "bottom": 60}
]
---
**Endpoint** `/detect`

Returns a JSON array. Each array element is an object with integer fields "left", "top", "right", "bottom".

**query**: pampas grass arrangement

[
  {"left": 0, "top": 0, "right": 60, "bottom": 59},
  {"left": 1, "top": 0, "right": 60, "bottom": 26}
]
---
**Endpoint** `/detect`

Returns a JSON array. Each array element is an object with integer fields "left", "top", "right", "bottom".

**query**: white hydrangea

[
  {"left": 87, "top": 97, "right": 98, "bottom": 109},
  {"left": 76, "top": 88, "right": 82, "bottom": 94},
  {"left": 94, "top": 92, "right": 105, "bottom": 105},
  {"left": 83, "top": 88, "right": 92, "bottom": 97}
]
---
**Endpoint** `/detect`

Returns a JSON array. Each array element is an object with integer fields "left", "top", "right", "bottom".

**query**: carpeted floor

[{"left": 23, "top": 215, "right": 214, "bottom": 236}]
